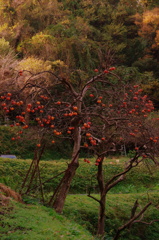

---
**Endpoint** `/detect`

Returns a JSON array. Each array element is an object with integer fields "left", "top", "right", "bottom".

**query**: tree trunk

[
  {"left": 97, "top": 195, "right": 106, "bottom": 236},
  {"left": 49, "top": 126, "right": 81, "bottom": 213},
  {"left": 50, "top": 161, "right": 79, "bottom": 213},
  {"left": 96, "top": 156, "right": 106, "bottom": 236},
  {"left": 25, "top": 97, "right": 31, "bottom": 125}
]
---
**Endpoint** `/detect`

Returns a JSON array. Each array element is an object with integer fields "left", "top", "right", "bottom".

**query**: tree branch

[
  {"left": 133, "top": 219, "right": 159, "bottom": 225},
  {"left": 87, "top": 193, "right": 101, "bottom": 204},
  {"left": 105, "top": 155, "right": 140, "bottom": 192},
  {"left": 113, "top": 202, "right": 152, "bottom": 240},
  {"left": 97, "top": 156, "right": 105, "bottom": 193}
]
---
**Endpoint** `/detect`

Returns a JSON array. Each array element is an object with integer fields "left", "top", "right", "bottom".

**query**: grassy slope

[
  {"left": 1, "top": 157, "right": 159, "bottom": 194},
  {"left": 1, "top": 193, "right": 159, "bottom": 240},
  {"left": 64, "top": 193, "right": 159, "bottom": 239},
  {"left": 1, "top": 157, "right": 159, "bottom": 239},
  {"left": 0, "top": 201, "right": 94, "bottom": 240}
]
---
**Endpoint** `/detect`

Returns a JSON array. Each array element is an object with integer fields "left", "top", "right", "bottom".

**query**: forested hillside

[{"left": 0, "top": 0, "right": 159, "bottom": 106}]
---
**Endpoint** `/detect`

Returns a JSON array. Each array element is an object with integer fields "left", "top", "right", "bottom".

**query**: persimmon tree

[
  {"left": 81, "top": 84, "right": 159, "bottom": 236},
  {"left": 1, "top": 67, "right": 159, "bottom": 227},
  {"left": 0, "top": 67, "right": 118, "bottom": 207}
]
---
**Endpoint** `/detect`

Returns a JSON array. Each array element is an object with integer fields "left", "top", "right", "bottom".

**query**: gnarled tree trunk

[
  {"left": 49, "top": 126, "right": 81, "bottom": 213},
  {"left": 50, "top": 161, "right": 79, "bottom": 213}
]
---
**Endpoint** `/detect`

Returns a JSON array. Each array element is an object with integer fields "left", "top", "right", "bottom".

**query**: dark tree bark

[
  {"left": 88, "top": 155, "right": 141, "bottom": 236},
  {"left": 50, "top": 161, "right": 79, "bottom": 213},
  {"left": 96, "top": 156, "right": 106, "bottom": 235},
  {"left": 49, "top": 126, "right": 81, "bottom": 213},
  {"left": 97, "top": 195, "right": 106, "bottom": 236}
]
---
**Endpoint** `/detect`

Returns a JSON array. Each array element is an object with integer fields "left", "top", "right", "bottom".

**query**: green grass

[
  {"left": 0, "top": 201, "right": 94, "bottom": 240},
  {"left": 1, "top": 193, "right": 159, "bottom": 240},
  {"left": 1, "top": 157, "right": 159, "bottom": 239},
  {"left": 64, "top": 193, "right": 159, "bottom": 239},
  {"left": 1, "top": 157, "right": 159, "bottom": 194}
]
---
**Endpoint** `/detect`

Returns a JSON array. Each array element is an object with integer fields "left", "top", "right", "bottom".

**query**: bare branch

[
  {"left": 87, "top": 193, "right": 101, "bottom": 204},
  {"left": 130, "top": 200, "right": 139, "bottom": 219},
  {"left": 133, "top": 219, "right": 159, "bottom": 225},
  {"left": 18, "top": 70, "right": 79, "bottom": 98},
  {"left": 29, "top": 170, "right": 67, "bottom": 192},
  {"left": 105, "top": 155, "right": 140, "bottom": 192},
  {"left": 113, "top": 202, "right": 152, "bottom": 240}
]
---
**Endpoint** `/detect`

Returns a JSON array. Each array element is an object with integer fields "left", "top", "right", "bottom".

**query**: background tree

[
  {"left": 134, "top": 6, "right": 159, "bottom": 108},
  {"left": 134, "top": 7, "right": 159, "bottom": 76}
]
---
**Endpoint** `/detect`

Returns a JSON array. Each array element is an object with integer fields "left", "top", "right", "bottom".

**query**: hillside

[{"left": 1, "top": 157, "right": 159, "bottom": 239}]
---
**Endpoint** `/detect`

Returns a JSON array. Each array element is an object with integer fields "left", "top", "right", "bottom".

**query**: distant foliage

[
  {"left": 0, "top": 38, "right": 12, "bottom": 56},
  {"left": 17, "top": 57, "right": 52, "bottom": 73}
]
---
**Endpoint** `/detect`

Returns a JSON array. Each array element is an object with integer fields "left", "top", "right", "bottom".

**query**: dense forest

[{"left": 0, "top": 0, "right": 159, "bottom": 107}]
